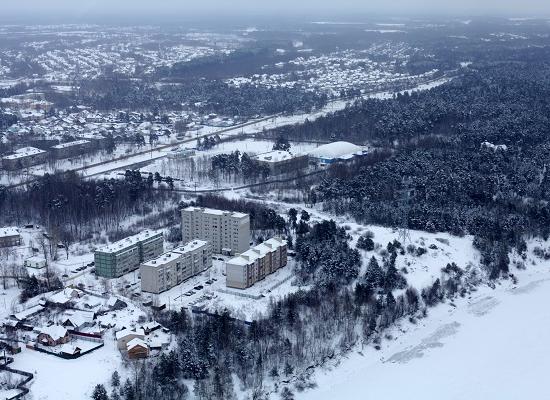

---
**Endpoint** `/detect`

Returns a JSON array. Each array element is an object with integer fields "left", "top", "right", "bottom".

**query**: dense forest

[
  {"left": 77, "top": 77, "right": 327, "bottom": 116},
  {"left": 0, "top": 171, "right": 179, "bottom": 248},
  {"left": 265, "top": 56, "right": 550, "bottom": 278}
]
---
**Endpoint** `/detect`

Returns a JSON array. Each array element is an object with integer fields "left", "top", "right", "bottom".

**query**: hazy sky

[{"left": 3, "top": 0, "right": 550, "bottom": 20}]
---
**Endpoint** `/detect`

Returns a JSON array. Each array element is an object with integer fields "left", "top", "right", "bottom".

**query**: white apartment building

[
  {"left": 225, "top": 237, "right": 288, "bottom": 289},
  {"left": 140, "top": 240, "right": 212, "bottom": 294},
  {"left": 181, "top": 207, "right": 250, "bottom": 255}
]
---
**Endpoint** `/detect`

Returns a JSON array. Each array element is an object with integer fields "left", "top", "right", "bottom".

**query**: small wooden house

[
  {"left": 37, "top": 326, "right": 69, "bottom": 346},
  {"left": 127, "top": 338, "right": 149, "bottom": 359}
]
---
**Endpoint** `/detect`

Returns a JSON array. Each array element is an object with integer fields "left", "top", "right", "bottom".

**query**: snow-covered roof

[
  {"left": 107, "top": 296, "right": 121, "bottom": 307},
  {"left": 2, "top": 147, "right": 46, "bottom": 160},
  {"left": 25, "top": 256, "right": 46, "bottom": 263},
  {"left": 59, "top": 310, "right": 94, "bottom": 328},
  {"left": 142, "top": 240, "right": 208, "bottom": 268},
  {"left": 13, "top": 304, "right": 45, "bottom": 321},
  {"left": 227, "top": 237, "right": 287, "bottom": 266},
  {"left": 141, "top": 250, "right": 183, "bottom": 268},
  {"left": 39, "top": 325, "right": 68, "bottom": 341},
  {"left": 127, "top": 337, "right": 148, "bottom": 351},
  {"left": 481, "top": 141, "right": 508, "bottom": 152},
  {"left": 47, "top": 288, "right": 82, "bottom": 305},
  {"left": 51, "top": 139, "right": 90, "bottom": 149},
  {"left": 255, "top": 150, "right": 302, "bottom": 163},
  {"left": 308, "top": 141, "right": 365, "bottom": 159},
  {"left": 141, "top": 321, "right": 161, "bottom": 331},
  {"left": 116, "top": 328, "right": 145, "bottom": 340},
  {"left": 97, "top": 230, "right": 162, "bottom": 253},
  {"left": 184, "top": 207, "right": 248, "bottom": 219},
  {"left": 176, "top": 239, "right": 209, "bottom": 254},
  {"left": 0, "top": 227, "right": 20, "bottom": 238}
]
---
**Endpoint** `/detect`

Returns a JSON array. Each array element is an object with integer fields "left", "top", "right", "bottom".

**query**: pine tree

[
  {"left": 283, "top": 361, "right": 294, "bottom": 377},
  {"left": 111, "top": 371, "right": 120, "bottom": 388},
  {"left": 281, "top": 387, "right": 295, "bottom": 400},
  {"left": 364, "top": 256, "right": 384, "bottom": 289},
  {"left": 91, "top": 384, "right": 109, "bottom": 400}
]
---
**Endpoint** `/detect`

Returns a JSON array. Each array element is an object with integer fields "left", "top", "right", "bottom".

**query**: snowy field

[{"left": 11, "top": 337, "right": 122, "bottom": 400}]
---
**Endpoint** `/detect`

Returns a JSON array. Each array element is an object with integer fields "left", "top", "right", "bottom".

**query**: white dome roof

[{"left": 308, "top": 141, "right": 363, "bottom": 159}]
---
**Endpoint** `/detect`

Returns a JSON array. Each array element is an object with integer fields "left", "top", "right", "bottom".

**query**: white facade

[
  {"left": 140, "top": 240, "right": 212, "bottom": 294},
  {"left": 181, "top": 207, "right": 250, "bottom": 254},
  {"left": 225, "top": 237, "right": 288, "bottom": 289}
]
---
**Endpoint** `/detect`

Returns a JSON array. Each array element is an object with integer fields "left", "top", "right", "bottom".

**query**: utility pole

[{"left": 397, "top": 177, "right": 414, "bottom": 245}]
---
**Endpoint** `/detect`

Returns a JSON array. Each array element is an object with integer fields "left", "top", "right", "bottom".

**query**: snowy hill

[{"left": 298, "top": 242, "right": 550, "bottom": 400}]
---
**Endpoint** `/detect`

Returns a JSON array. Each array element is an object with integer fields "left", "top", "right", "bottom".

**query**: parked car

[{"left": 194, "top": 285, "right": 204, "bottom": 291}]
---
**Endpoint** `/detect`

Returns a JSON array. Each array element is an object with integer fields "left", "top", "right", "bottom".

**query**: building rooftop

[
  {"left": 39, "top": 325, "right": 68, "bottom": 341},
  {"left": 2, "top": 147, "right": 46, "bottom": 160},
  {"left": 127, "top": 337, "right": 148, "bottom": 351},
  {"left": 183, "top": 206, "right": 248, "bottom": 219},
  {"left": 0, "top": 227, "right": 20, "bottom": 238},
  {"left": 175, "top": 239, "right": 209, "bottom": 254},
  {"left": 25, "top": 256, "right": 46, "bottom": 263},
  {"left": 97, "top": 230, "right": 162, "bottom": 254},
  {"left": 141, "top": 240, "right": 209, "bottom": 268},
  {"left": 227, "top": 237, "right": 287, "bottom": 266},
  {"left": 254, "top": 150, "right": 302, "bottom": 163},
  {"left": 308, "top": 141, "right": 366, "bottom": 160},
  {"left": 116, "top": 328, "right": 145, "bottom": 340},
  {"left": 51, "top": 139, "right": 90, "bottom": 149},
  {"left": 13, "top": 304, "right": 45, "bottom": 321}
]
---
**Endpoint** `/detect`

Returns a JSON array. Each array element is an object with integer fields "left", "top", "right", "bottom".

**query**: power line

[{"left": 397, "top": 177, "right": 414, "bottom": 245}]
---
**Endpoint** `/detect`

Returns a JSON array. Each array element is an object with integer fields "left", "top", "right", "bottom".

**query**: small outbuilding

[{"left": 24, "top": 256, "right": 47, "bottom": 269}]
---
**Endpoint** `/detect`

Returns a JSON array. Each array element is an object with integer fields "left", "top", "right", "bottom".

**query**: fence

[
  {"left": 216, "top": 288, "right": 263, "bottom": 300},
  {"left": 68, "top": 331, "right": 103, "bottom": 343},
  {"left": 0, "top": 356, "right": 33, "bottom": 400},
  {"left": 31, "top": 340, "right": 104, "bottom": 360}
]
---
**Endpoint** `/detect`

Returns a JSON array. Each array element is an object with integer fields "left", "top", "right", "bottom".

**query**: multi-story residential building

[
  {"left": 1, "top": 147, "right": 48, "bottom": 170},
  {"left": 51, "top": 139, "right": 92, "bottom": 159},
  {"left": 225, "top": 237, "right": 287, "bottom": 289},
  {"left": 0, "top": 227, "right": 22, "bottom": 248},
  {"left": 181, "top": 207, "right": 250, "bottom": 255},
  {"left": 140, "top": 240, "right": 212, "bottom": 294},
  {"left": 95, "top": 230, "right": 163, "bottom": 278}
]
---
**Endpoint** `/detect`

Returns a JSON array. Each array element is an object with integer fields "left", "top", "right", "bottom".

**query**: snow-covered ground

[
  {"left": 11, "top": 336, "right": 121, "bottom": 400},
  {"left": 297, "top": 240, "right": 550, "bottom": 400}
]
